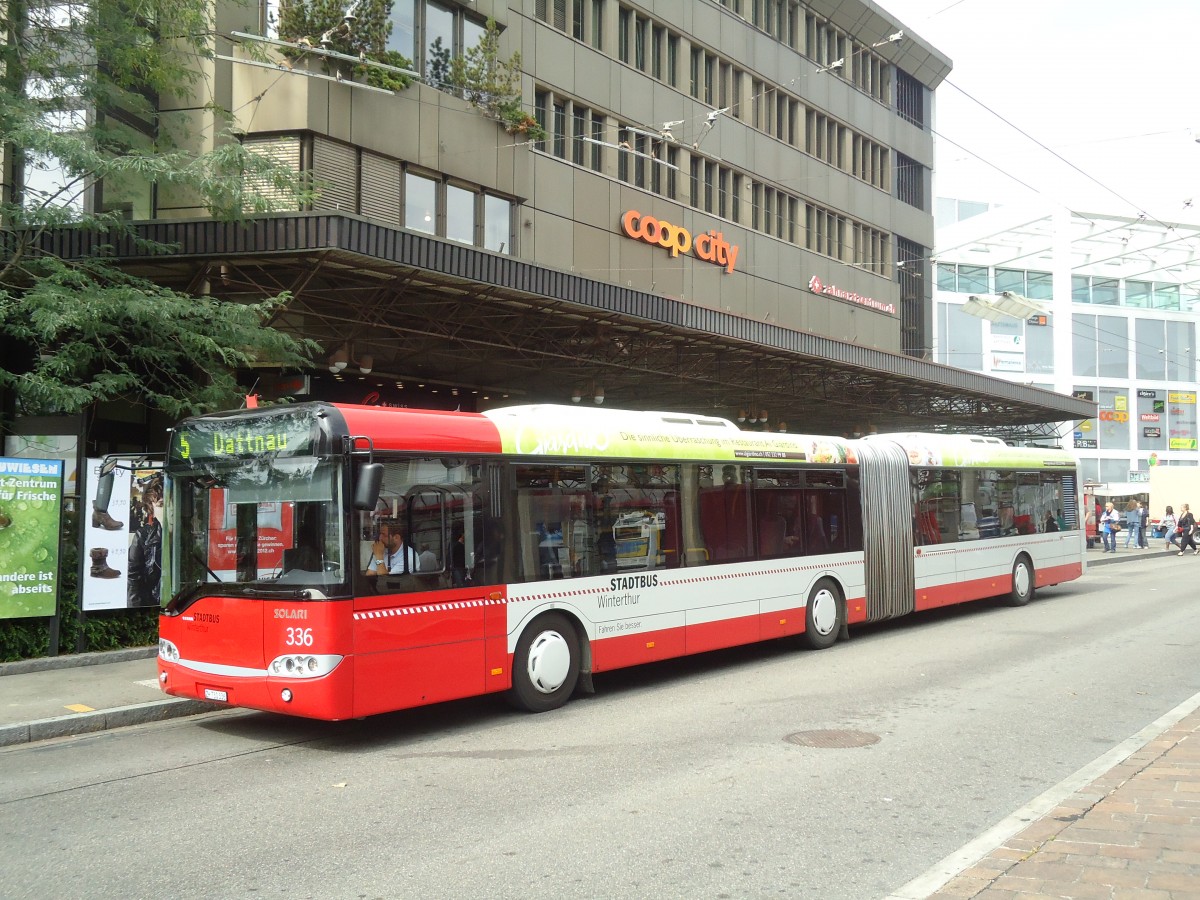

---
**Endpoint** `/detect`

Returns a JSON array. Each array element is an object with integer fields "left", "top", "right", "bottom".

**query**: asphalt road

[{"left": 2, "top": 555, "right": 1196, "bottom": 899}]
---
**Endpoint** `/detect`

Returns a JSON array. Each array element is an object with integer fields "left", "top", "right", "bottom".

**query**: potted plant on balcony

[
  {"left": 450, "top": 19, "right": 546, "bottom": 141},
  {"left": 275, "top": 0, "right": 413, "bottom": 91}
]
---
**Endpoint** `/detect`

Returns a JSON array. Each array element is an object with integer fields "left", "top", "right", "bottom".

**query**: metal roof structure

[
  {"left": 936, "top": 204, "right": 1200, "bottom": 288},
  {"left": 31, "top": 213, "right": 1095, "bottom": 439}
]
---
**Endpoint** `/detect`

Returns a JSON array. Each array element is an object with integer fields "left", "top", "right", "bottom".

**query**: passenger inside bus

[
  {"left": 450, "top": 527, "right": 469, "bottom": 586},
  {"left": 418, "top": 543, "right": 438, "bottom": 571},
  {"left": 804, "top": 494, "right": 829, "bottom": 552},
  {"left": 367, "top": 519, "right": 421, "bottom": 576}
]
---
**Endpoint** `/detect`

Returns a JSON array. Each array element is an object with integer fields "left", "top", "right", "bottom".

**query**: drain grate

[{"left": 784, "top": 729, "right": 881, "bottom": 748}]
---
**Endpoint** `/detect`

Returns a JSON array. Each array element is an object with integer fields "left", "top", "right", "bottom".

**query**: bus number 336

[{"left": 285, "top": 627, "right": 314, "bottom": 647}]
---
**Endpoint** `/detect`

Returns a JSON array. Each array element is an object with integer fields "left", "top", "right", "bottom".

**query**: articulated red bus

[{"left": 155, "top": 403, "right": 1082, "bottom": 719}]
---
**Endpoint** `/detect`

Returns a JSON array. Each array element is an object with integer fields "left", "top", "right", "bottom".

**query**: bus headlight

[
  {"left": 158, "top": 639, "right": 180, "bottom": 663},
  {"left": 267, "top": 654, "right": 343, "bottom": 679}
]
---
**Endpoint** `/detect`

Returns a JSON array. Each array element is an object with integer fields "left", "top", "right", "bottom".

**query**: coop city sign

[{"left": 620, "top": 210, "right": 740, "bottom": 274}]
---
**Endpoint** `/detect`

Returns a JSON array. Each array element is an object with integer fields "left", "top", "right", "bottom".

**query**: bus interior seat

[
  {"left": 757, "top": 514, "right": 787, "bottom": 557},
  {"left": 699, "top": 485, "right": 749, "bottom": 561}
]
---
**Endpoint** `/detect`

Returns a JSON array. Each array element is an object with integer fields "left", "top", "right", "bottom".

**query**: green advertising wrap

[{"left": 0, "top": 457, "right": 63, "bottom": 619}]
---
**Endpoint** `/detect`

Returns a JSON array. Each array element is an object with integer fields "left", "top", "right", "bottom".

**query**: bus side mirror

[{"left": 353, "top": 463, "right": 383, "bottom": 511}]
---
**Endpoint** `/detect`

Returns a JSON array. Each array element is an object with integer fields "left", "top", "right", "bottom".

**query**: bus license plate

[{"left": 203, "top": 688, "right": 228, "bottom": 702}]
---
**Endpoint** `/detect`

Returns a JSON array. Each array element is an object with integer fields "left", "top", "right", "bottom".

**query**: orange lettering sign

[{"left": 620, "top": 210, "right": 740, "bottom": 274}]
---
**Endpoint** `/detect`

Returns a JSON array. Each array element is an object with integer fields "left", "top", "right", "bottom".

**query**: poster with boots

[
  {"left": 82, "top": 459, "right": 164, "bottom": 610},
  {"left": 81, "top": 458, "right": 131, "bottom": 610}
]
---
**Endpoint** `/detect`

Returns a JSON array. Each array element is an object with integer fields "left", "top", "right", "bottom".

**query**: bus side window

[
  {"left": 697, "top": 464, "right": 751, "bottom": 564},
  {"left": 355, "top": 457, "right": 484, "bottom": 594}
]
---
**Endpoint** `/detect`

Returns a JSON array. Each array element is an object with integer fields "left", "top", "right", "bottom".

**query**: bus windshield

[{"left": 163, "top": 410, "right": 346, "bottom": 602}]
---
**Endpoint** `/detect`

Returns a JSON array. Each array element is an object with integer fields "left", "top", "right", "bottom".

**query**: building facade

[
  {"left": 6, "top": 0, "right": 1093, "bottom": 456},
  {"left": 933, "top": 199, "right": 1200, "bottom": 491}
]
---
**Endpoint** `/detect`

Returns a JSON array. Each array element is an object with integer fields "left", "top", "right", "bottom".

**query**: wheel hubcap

[
  {"left": 810, "top": 589, "right": 837, "bottom": 635},
  {"left": 1014, "top": 563, "right": 1031, "bottom": 598},
  {"left": 526, "top": 630, "right": 571, "bottom": 694}
]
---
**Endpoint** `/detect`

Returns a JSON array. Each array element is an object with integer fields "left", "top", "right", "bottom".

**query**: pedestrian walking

[
  {"left": 1163, "top": 505, "right": 1180, "bottom": 550},
  {"left": 1138, "top": 500, "right": 1150, "bottom": 549},
  {"left": 1177, "top": 504, "right": 1197, "bottom": 556},
  {"left": 1123, "top": 499, "right": 1140, "bottom": 549},
  {"left": 1099, "top": 501, "right": 1120, "bottom": 553}
]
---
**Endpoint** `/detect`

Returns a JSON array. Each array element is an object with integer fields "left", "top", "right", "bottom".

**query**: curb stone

[
  {"left": 0, "top": 646, "right": 157, "bottom": 676},
  {"left": 0, "top": 697, "right": 219, "bottom": 748}
]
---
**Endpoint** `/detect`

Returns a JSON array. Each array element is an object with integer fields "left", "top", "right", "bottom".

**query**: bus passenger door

[{"left": 912, "top": 468, "right": 961, "bottom": 611}]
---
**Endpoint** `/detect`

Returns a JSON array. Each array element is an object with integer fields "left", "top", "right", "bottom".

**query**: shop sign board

[{"left": 0, "top": 457, "right": 63, "bottom": 619}]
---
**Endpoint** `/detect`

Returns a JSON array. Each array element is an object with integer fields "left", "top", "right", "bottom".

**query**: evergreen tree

[
  {"left": 0, "top": 0, "right": 317, "bottom": 419},
  {"left": 276, "top": 0, "right": 412, "bottom": 91},
  {"left": 450, "top": 19, "right": 544, "bottom": 139}
]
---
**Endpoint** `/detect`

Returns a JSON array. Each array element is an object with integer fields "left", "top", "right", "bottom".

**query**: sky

[{"left": 875, "top": 0, "right": 1199, "bottom": 226}]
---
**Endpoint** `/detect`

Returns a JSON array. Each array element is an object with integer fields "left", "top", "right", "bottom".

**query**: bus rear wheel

[
  {"left": 508, "top": 612, "right": 581, "bottom": 713},
  {"left": 1007, "top": 555, "right": 1035, "bottom": 607},
  {"left": 802, "top": 578, "right": 842, "bottom": 650}
]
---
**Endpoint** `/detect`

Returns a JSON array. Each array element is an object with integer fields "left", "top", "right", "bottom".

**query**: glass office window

[
  {"left": 1135, "top": 318, "right": 1165, "bottom": 380},
  {"left": 1155, "top": 283, "right": 1180, "bottom": 310},
  {"left": 387, "top": 0, "right": 417, "bottom": 59},
  {"left": 1026, "top": 317, "right": 1054, "bottom": 374},
  {"left": 994, "top": 268, "right": 1024, "bottom": 294},
  {"left": 938, "top": 302, "right": 983, "bottom": 370},
  {"left": 957, "top": 265, "right": 988, "bottom": 294},
  {"left": 1092, "top": 278, "right": 1119, "bottom": 306},
  {"left": 1099, "top": 458, "right": 1130, "bottom": 483},
  {"left": 1098, "top": 385, "right": 1130, "bottom": 452},
  {"left": 936, "top": 264, "right": 956, "bottom": 292},
  {"left": 1097, "top": 316, "right": 1128, "bottom": 379},
  {"left": 1072, "top": 314, "right": 1097, "bottom": 377},
  {"left": 958, "top": 200, "right": 988, "bottom": 220},
  {"left": 1127, "top": 280, "right": 1152, "bottom": 308},
  {"left": 404, "top": 172, "right": 437, "bottom": 234},
  {"left": 1077, "top": 457, "right": 1099, "bottom": 484},
  {"left": 553, "top": 101, "right": 567, "bottom": 158},
  {"left": 425, "top": 2, "right": 455, "bottom": 87},
  {"left": 483, "top": 194, "right": 511, "bottom": 253},
  {"left": 1072, "top": 275, "right": 1090, "bottom": 303},
  {"left": 463, "top": 17, "right": 485, "bottom": 53},
  {"left": 1026, "top": 271, "right": 1053, "bottom": 301},
  {"left": 444, "top": 183, "right": 475, "bottom": 244},
  {"left": 1167, "top": 320, "right": 1195, "bottom": 382}
]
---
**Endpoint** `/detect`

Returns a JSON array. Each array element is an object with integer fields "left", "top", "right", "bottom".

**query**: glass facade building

[{"left": 933, "top": 200, "right": 1200, "bottom": 488}]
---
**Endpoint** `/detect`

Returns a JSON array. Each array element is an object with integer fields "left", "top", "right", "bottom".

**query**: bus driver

[{"left": 367, "top": 519, "right": 421, "bottom": 576}]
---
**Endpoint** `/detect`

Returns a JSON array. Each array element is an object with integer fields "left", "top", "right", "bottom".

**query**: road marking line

[
  {"left": 64, "top": 704, "right": 94, "bottom": 713},
  {"left": 135, "top": 679, "right": 162, "bottom": 690},
  {"left": 885, "top": 688, "right": 1200, "bottom": 900}
]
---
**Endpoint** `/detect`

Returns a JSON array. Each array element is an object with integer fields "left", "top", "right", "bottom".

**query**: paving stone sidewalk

[{"left": 929, "top": 709, "right": 1200, "bottom": 899}]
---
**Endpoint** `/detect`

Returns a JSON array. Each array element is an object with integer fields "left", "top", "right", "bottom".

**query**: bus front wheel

[
  {"left": 1007, "top": 555, "right": 1035, "bottom": 607},
  {"left": 508, "top": 612, "right": 581, "bottom": 713},
  {"left": 802, "top": 578, "right": 842, "bottom": 650}
]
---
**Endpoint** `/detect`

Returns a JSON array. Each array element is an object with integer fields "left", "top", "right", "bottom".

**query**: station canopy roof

[{"left": 47, "top": 214, "right": 1095, "bottom": 441}]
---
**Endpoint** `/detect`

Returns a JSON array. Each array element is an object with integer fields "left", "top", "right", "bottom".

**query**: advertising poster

[
  {"left": 1137, "top": 389, "right": 1166, "bottom": 452},
  {"left": 205, "top": 489, "right": 292, "bottom": 580},
  {"left": 81, "top": 459, "right": 164, "bottom": 610},
  {"left": 0, "top": 457, "right": 63, "bottom": 619},
  {"left": 1168, "top": 391, "right": 1198, "bottom": 451},
  {"left": 4, "top": 434, "right": 78, "bottom": 496}
]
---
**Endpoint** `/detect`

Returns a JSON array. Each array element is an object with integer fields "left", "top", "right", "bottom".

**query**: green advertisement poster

[{"left": 0, "top": 457, "right": 63, "bottom": 619}]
